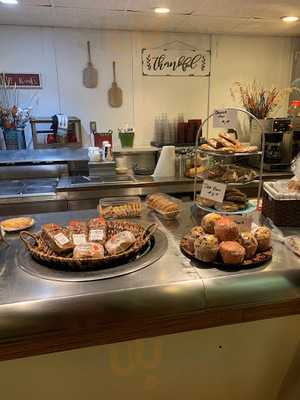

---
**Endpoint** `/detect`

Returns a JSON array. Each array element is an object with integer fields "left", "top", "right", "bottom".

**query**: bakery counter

[{"left": 0, "top": 203, "right": 300, "bottom": 362}]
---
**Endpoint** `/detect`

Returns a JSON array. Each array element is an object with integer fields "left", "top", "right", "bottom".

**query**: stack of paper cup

[{"left": 153, "top": 145, "right": 175, "bottom": 177}]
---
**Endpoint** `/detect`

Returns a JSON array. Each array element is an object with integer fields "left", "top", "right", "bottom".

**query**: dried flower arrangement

[
  {"left": 230, "top": 81, "right": 295, "bottom": 119},
  {"left": 0, "top": 73, "right": 34, "bottom": 130}
]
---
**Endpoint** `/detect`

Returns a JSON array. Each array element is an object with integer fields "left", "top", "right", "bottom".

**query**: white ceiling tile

[{"left": 1, "top": 0, "right": 300, "bottom": 35}]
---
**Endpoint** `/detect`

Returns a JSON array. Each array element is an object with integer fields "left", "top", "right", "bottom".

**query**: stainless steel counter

[
  {"left": 0, "top": 148, "right": 89, "bottom": 164},
  {"left": 0, "top": 203, "right": 300, "bottom": 361}
]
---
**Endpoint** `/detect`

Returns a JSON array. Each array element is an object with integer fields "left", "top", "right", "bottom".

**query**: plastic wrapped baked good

[
  {"left": 194, "top": 234, "right": 219, "bottom": 262},
  {"left": 147, "top": 193, "right": 180, "bottom": 219},
  {"left": 201, "top": 213, "right": 222, "bottom": 234},
  {"left": 105, "top": 230, "right": 136, "bottom": 255},
  {"left": 214, "top": 217, "right": 239, "bottom": 242},
  {"left": 254, "top": 227, "right": 272, "bottom": 251},
  {"left": 42, "top": 224, "right": 74, "bottom": 255},
  {"left": 88, "top": 217, "right": 107, "bottom": 244},
  {"left": 239, "top": 232, "right": 258, "bottom": 259},
  {"left": 99, "top": 197, "right": 142, "bottom": 218},
  {"left": 68, "top": 220, "right": 88, "bottom": 245},
  {"left": 219, "top": 241, "right": 246, "bottom": 265},
  {"left": 73, "top": 242, "right": 105, "bottom": 259}
]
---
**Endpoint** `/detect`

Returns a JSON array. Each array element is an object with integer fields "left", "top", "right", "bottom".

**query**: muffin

[
  {"left": 186, "top": 226, "right": 205, "bottom": 253},
  {"left": 239, "top": 232, "right": 258, "bottom": 259},
  {"left": 201, "top": 213, "right": 222, "bottom": 234},
  {"left": 194, "top": 234, "right": 219, "bottom": 262},
  {"left": 214, "top": 217, "right": 239, "bottom": 242},
  {"left": 219, "top": 241, "right": 246, "bottom": 265},
  {"left": 254, "top": 227, "right": 272, "bottom": 251}
]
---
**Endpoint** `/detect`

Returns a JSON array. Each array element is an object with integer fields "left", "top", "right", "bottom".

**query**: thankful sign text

[{"left": 142, "top": 48, "right": 210, "bottom": 76}]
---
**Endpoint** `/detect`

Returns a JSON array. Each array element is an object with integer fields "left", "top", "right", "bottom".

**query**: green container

[{"left": 119, "top": 132, "right": 134, "bottom": 148}]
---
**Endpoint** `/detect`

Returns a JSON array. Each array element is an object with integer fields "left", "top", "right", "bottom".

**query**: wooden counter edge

[{"left": 0, "top": 297, "right": 300, "bottom": 363}]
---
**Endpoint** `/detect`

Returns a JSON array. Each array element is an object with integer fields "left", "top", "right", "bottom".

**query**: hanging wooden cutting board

[
  {"left": 83, "top": 41, "right": 98, "bottom": 89},
  {"left": 108, "top": 61, "right": 123, "bottom": 108}
]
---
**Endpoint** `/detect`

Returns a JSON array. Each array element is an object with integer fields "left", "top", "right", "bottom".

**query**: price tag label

[
  {"left": 89, "top": 229, "right": 105, "bottom": 242},
  {"left": 213, "top": 109, "right": 238, "bottom": 129},
  {"left": 72, "top": 234, "right": 87, "bottom": 245},
  {"left": 54, "top": 233, "right": 70, "bottom": 246},
  {"left": 200, "top": 179, "right": 227, "bottom": 203}
]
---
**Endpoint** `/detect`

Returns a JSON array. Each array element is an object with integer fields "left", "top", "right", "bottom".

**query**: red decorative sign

[{"left": 2, "top": 73, "right": 42, "bottom": 89}]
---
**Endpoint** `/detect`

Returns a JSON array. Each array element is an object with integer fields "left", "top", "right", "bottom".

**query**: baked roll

[
  {"left": 254, "top": 227, "right": 272, "bottom": 251},
  {"left": 239, "top": 232, "right": 258, "bottom": 259},
  {"left": 214, "top": 217, "right": 239, "bottom": 242},
  {"left": 194, "top": 234, "right": 219, "bottom": 262},
  {"left": 201, "top": 213, "right": 222, "bottom": 234},
  {"left": 219, "top": 241, "right": 245, "bottom": 265},
  {"left": 186, "top": 226, "right": 205, "bottom": 253}
]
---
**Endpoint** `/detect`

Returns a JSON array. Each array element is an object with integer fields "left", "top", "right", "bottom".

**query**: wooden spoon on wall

[
  {"left": 83, "top": 41, "right": 98, "bottom": 89},
  {"left": 108, "top": 61, "right": 123, "bottom": 108}
]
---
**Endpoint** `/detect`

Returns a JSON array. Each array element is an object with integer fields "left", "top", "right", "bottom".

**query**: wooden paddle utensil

[
  {"left": 108, "top": 61, "right": 123, "bottom": 108},
  {"left": 83, "top": 41, "right": 98, "bottom": 89}
]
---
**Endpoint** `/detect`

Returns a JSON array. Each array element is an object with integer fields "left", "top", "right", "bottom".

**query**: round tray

[
  {"left": 195, "top": 201, "right": 256, "bottom": 215},
  {"left": 20, "top": 221, "right": 157, "bottom": 272},
  {"left": 180, "top": 237, "right": 272, "bottom": 269}
]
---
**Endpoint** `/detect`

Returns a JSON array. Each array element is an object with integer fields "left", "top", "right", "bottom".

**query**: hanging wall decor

[
  {"left": 1, "top": 73, "right": 42, "bottom": 89},
  {"left": 141, "top": 42, "right": 210, "bottom": 77}
]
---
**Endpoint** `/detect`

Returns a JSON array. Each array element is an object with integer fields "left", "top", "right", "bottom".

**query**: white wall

[{"left": 0, "top": 25, "right": 294, "bottom": 147}]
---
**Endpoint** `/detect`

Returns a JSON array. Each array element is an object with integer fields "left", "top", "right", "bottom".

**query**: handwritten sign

[
  {"left": 1, "top": 73, "right": 42, "bottom": 88},
  {"left": 142, "top": 48, "right": 210, "bottom": 76},
  {"left": 200, "top": 179, "right": 227, "bottom": 203},
  {"left": 213, "top": 109, "right": 238, "bottom": 129}
]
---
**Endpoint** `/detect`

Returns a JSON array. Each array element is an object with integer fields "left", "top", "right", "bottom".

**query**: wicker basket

[
  {"left": 262, "top": 185, "right": 300, "bottom": 227},
  {"left": 20, "top": 221, "right": 157, "bottom": 271}
]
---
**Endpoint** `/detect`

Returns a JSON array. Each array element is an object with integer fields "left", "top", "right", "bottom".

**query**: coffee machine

[{"left": 250, "top": 117, "right": 294, "bottom": 171}]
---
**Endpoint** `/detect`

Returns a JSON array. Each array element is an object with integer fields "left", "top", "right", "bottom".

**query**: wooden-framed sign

[
  {"left": 142, "top": 48, "right": 210, "bottom": 77},
  {"left": 1, "top": 73, "right": 42, "bottom": 89}
]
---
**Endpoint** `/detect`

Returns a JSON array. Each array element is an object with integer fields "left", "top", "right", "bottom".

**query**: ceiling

[{"left": 1, "top": 0, "right": 300, "bottom": 36}]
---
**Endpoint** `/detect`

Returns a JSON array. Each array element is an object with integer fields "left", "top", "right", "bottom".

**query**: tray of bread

[
  {"left": 1, "top": 217, "right": 35, "bottom": 232},
  {"left": 199, "top": 133, "right": 259, "bottom": 156},
  {"left": 180, "top": 213, "right": 272, "bottom": 268},
  {"left": 198, "top": 164, "right": 257, "bottom": 184},
  {"left": 197, "top": 188, "right": 256, "bottom": 214},
  {"left": 98, "top": 197, "right": 142, "bottom": 218},
  {"left": 20, "top": 218, "right": 157, "bottom": 271},
  {"left": 146, "top": 193, "right": 181, "bottom": 220}
]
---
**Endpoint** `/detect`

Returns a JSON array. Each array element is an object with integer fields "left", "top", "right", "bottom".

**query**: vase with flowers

[
  {"left": 230, "top": 81, "right": 292, "bottom": 149},
  {"left": 0, "top": 74, "right": 33, "bottom": 150}
]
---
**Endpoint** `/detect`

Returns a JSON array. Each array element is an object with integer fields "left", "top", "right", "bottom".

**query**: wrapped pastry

[
  {"left": 214, "top": 217, "right": 239, "bottom": 242},
  {"left": 42, "top": 224, "right": 74, "bottom": 255},
  {"left": 219, "top": 241, "right": 245, "bottom": 265},
  {"left": 147, "top": 193, "right": 179, "bottom": 213},
  {"left": 201, "top": 213, "right": 222, "bottom": 234},
  {"left": 68, "top": 220, "right": 88, "bottom": 245},
  {"left": 105, "top": 231, "right": 136, "bottom": 255},
  {"left": 73, "top": 242, "right": 105, "bottom": 259},
  {"left": 254, "top": 227, "right": 272, "bottom": 251},
  {"left": 239, "top": 232, "right": 258, "bottom": 259},
  {"left": 88, "top": 217, "right": 107, "bottom": 244},
  {"left": 194, "top": 234, "right": 219, "bottom": 262}
]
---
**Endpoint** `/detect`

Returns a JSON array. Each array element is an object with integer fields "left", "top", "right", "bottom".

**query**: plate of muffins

[{"left": 180, "top": 213, "right": 272, "bottom": 268}]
